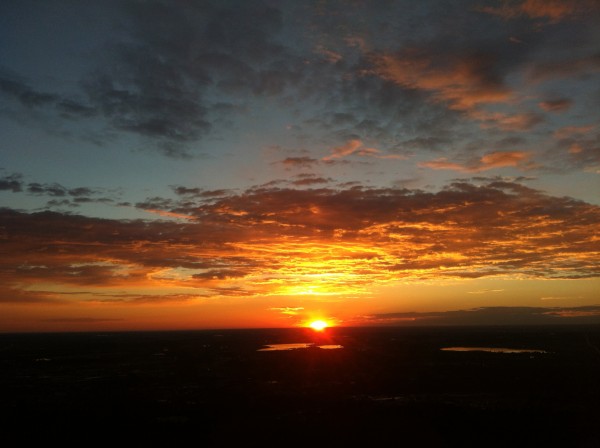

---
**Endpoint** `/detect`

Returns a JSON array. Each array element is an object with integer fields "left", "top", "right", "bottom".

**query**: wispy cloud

[
  {"left": 538, "top": 98, "right": 572, "bottom": 113},
  {"left": 323, "top": 139, "right": 406, "bottom": 161},
  {"left": 363, "top": 305, "right": 600, "bottom": 326},
  {"left": 468, "top": 289, "right": 504, "bottom": 294},
  {"left": 477, "top": 0, "right": 599, "bottom": 23},
  {"left": 270, "top": 307, "right": 304, "bottom": 316},
  {"left": 553, "top": 124, "right": 596, "bottom": 140},
  {"left": 420, "top": 151, "right": 534, "bottom": 172},
  {"left": 40, "top": 317, "right": 124, "bottom": 323}
]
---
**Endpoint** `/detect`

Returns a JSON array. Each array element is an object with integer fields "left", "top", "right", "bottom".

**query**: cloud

[
  {"left": 77, "top": 0, "right": 301, "bottom": 156},
  {"left": 478, "top": 0, "right": 599, "bottom": 23},
  {"left": 364, "top": 305, "right": 600, "bottom": 326},
  {"left": 420, "top": 151, "right": 534, "bottom": 172},
  {"left": 1, "top": 179, "right": 598, "bottom": 303},
  {"left": 171, "top": 186, "right": 231, "bottom": 198},
  {"left": 0, "top": 73, "right": 59, "bottom": 108},
  {"left": 291, "top": 175, "right": 332, "bottom": 186},
  {"left": 278, "top": 157, "right": 321, "bottom": 169},
  {"left": 27, "top": 182, "right": 68, "bottom": 197},
  {"left": 0, "top": 285, "right": 65, "bottom": 304},
  {"left": 540, "top": 295, "right": 581, "bottom": 301},
  {"left": 323, "top": 139, "right": 364, "bottom": 160},
  {"left": 1, "top": 1, "right": 598, "bottom": 168},
  {"left": 0, "top": 69, "right": 95, "bottom": 118},
  {"left": 141, "top": 209, "right": 195, "bottom": 220},
  {"left": 468, "top": 289, "right": 504, "bottom": 294},
  {"left": 527, "top": 54, "right": 600, "bottom": 83},
  {"left": 371, "top": 50, "right": 512, "bottom": 112},
  {"left": 548, "top": 128, "right": 600, "bottom": 173},
  {"left": 323, "top": 139, "right": 406, "bottom": 161},
  {"left": 0, "top": 172, "right": 118, "bottom": 209},
  {"left": 369, "top": 46, "right": 547, "bottom": 132},
  {"left": 538, "top": 98, "right": 572, "bottom": 113},
  {"left": 270, "top": 307, "right": 304, "bottom": 316},
  {"left": 0, "top": 173, "right": 23, "bottom": 192},
  {"left": 40, "top": 317, "right": 124, "bottom": 323},
  {"left": 470, "top": 110, "right": 544, "bottom": 131},
  {"left": 553, "top": 124, "right": 596, "bottom": 140}
]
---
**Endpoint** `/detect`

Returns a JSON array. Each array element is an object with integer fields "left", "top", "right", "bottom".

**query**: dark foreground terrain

[{"left": 1, "top": 325, "right": 599, "bottom": 446}]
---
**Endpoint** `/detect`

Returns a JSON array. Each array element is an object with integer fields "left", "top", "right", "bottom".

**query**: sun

[{"left": 308, "top": 320, "right": 329, "bottom": 331}]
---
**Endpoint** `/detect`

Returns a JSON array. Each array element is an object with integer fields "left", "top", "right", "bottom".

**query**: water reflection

[
  {"left": 441, "top": 347, "right": 547, "bottom": 354},
  {"left": 258, "top": 343, "right": 343, "bottom": 352}
]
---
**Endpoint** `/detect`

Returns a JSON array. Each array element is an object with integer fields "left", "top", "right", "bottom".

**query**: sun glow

[{"left": 308, "top": 320, "right": 329, "bottom": 331}]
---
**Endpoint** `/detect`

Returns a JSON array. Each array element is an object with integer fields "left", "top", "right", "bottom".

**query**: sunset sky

[{"left": 1, "top": 0, "right": 599, "bottom": 332}]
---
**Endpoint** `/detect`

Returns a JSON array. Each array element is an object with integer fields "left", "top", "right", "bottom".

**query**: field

[{"left": 2, "top": 326, "right": 599, "bottom": 446}]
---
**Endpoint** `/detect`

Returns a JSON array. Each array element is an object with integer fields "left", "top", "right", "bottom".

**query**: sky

[{"left": 1, "top": 0, "right": 599, "bottom": 332}]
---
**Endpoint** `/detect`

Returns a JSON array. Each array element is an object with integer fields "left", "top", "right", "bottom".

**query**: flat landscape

[{"left": 2, "top": 325, "right": 599, "bottom": 446}]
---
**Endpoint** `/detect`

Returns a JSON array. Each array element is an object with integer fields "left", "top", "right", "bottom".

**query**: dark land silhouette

[{"left": 1, "top": 325, "right": 599, "bottom": 446}]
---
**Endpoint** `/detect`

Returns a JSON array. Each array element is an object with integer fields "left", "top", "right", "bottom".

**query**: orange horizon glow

[{"left": 1, "top": 180, "right": 599, "bottom": 332}]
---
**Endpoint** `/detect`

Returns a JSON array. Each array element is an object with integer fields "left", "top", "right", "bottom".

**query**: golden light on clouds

[{"left": 1, "top": 178, "right": 599, "bottom": 330}]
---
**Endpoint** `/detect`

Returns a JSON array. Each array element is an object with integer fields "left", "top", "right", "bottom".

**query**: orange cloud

[
  {"left": 538, "top": 98, "right": 572, "bottom": 113},
  {"left": 478, "top": 0, "right": 598, "bottom": 22},
  {"left": 323, "top": 139, "right": 405, "bottom": 161},
  {"left": 420, "top": 151, "right": 534, "bottom": 172},
  {"left": 372, "top": 50, "right": 512, "bottom": 112},
  {"left": 142, "top": 208, "right": 195, "bottom": 220},
  {"left": 471, "top": 110, "right": 544, "bottom": 131},
  {"left": 323, "top": 139, "right": 363, "bottom": 160},
  {"left": 553, "top": 124, "right": 596, "bottom": 140},
  {"left": 371, "top": 50, "right": 545, "bottom": 131},
  {"left": 315, "top": 45, "right": 343, "bottom": 63},
  {"left": 1, "top": 180, "right": 598, "bottom": 306}
]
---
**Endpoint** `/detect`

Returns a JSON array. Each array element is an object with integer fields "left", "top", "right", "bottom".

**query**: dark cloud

[
  {"left": 28, "top": 182, "right": 67, "bottom": 196},
  {"left": 366, "top": 305, "right": 600, "bottom": 326},
  {"left": 527, "top": 53, "right": 600, "bottom": 83},
  {"left": 0, "top": 0, "right": 597, "bottom": 169},
  {"left": 548, "top": 129, "right": 600, "bottom": 172},
  {"left": 55, "top": 99, "right": 97, "bottom": 118},
  {"left": 78, "top": 0, "right": 297, "bottom": 156},
  {"left": 23, "top": 181, "right": 105, "bottom": 199},
  {"left": 291, "top": 175, "right": 332, "bottom": 186},
  {"left": 135, "top": 196, "right": 179, "bottom": 211},
  {"left": 538, "top": 98, "right": 572, "bottom": 112},
  {"left": 0, "top": 285, "right": 64, "bottom": 304},
  {"left": 171, "top": 186, "right": 231, "bottom": 198},
  {"left": 0, "top": 69, "right": 97, "bottom": 124},
  {"left": 278, "top": 157, "right": 321, "bottom": 169},
  {"left": 0, "top": 173, "right": 23, "bottom": 192},
  {"left": 46, "top": 199, "right": 74, "bottom": 208},
  {"left": 0, "top": 73, "right": 58, "bottom": 108},
  {"left": 0, "top": 175, "right": 114, "bottom": 209}
]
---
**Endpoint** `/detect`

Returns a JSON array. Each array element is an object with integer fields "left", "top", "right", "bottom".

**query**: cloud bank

[{"left": 1, "top": 179, "right": 598, "bottom": 303}]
